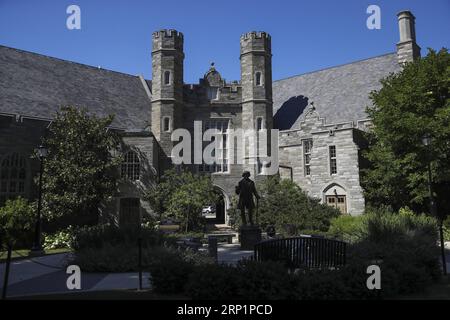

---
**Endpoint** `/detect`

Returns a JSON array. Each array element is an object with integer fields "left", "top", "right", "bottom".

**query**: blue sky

[{"left": 0, "top": 0, "right": 449, "bottom": 83}]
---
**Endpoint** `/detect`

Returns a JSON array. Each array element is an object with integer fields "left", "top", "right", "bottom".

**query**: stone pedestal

[{"left": 239, "top": 225, "right": 262, "bottom": 250}]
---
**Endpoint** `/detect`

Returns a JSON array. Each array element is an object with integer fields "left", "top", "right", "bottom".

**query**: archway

[
  {"left": 323, "top": 183, "right": 347, "bottom": 214},
  {"left": 203, "top": 187, "right": 227, "bottom": 225}
]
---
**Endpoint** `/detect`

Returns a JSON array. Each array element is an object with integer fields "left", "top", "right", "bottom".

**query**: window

[
  {"left": 121, "top": 151, "right": 140, "bottom": 181},
  {"left": 303, "top": 139, "right": 313, "bottom": 176},
  {"left": 256, "top": 117, "right": 264, "bottom": 131},
  {"left": 163, "top": 117, "right": 171, "bottom": 132},
  {"left": 199, "top": 119, "right": 229, "bottom": 173},
  {"left": 163, "top": 71, "right": 171, "bottom": 85},
  {"left": 207, "top": 87, "right": 219, "bottom": 100},
  {"left": 329, "top": 145, "right": 337, "bottom": 174},
  {"left": 0, "top": 153, "right": 27, "bottom": 205},
  {"left": 255, "top": 72, "right": 262, "bottom": 86},
  {"left": 119, "top": 198, "right": 140, "bottom": 228}
]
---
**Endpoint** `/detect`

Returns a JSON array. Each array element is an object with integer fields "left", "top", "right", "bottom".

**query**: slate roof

[
  {"left": 272, "top": 53, "right": 401, "bottom": 130},
  {"left": 0, "top": 45, "right": 401, "bottom": 132},
  {"left": 0, "top": 45, "right": 152, "bottom": 130}
]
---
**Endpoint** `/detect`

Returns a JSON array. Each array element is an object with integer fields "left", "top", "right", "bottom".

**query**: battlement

[
  {"left": 240, "top": 31, "right": 271, "bottom": 40},
  {"left": 152, "top": 29, "right": 184, "bottom": 39},
  {"left": 152, "top": 29, "right": 184, "bottom": 52},
  {"left": 240, "top": 31, "right": 271, "bottom": 54}
]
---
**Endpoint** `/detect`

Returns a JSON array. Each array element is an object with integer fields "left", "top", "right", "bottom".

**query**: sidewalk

[
  {"left": 0, "top": 253, "right": 150, "bottom": 298},
  {"left": 0, "top": 243, "right": 253, "bottom": 298}
]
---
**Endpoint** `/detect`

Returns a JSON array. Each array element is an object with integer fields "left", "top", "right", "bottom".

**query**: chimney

[{"left": 396, "top": 11, "right": 421, "bottom": 64}]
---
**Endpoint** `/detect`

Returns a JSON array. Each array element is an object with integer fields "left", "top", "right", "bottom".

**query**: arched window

[
  {"left": 255, "top": 72, "right": 262, "bottom": 86},
  {"left": 0, "top": 153, "right": 27, "bottom": 204},
  {"left": 121, "top": 151, "right": 140, "bottom": 181},
  {"left": 164, "top": 71, "right": 171, "bottom": 85},
  {"left": 256, "top": 117, "right": 264, "bottom": 131}
]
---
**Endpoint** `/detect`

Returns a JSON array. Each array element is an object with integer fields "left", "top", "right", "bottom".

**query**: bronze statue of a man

[{"left": 236, "top": 171, "right": 260, "bottom": 225}]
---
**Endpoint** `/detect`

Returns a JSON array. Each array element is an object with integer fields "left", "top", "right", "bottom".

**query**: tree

[
  {"left": 0, "top": 197, "right": 35, "bottom": 247},
  {"left": 362, "top": 48, "right": 450, "bottom": 214},
  {"left": 42, "top": 106, "right": 120, "bottom": 229},
  {"left": 256, "top": 176, "right": 340, "bottom": 234},
  {"left": 145, "top": 168, "right": 216, "bottom": 232}
]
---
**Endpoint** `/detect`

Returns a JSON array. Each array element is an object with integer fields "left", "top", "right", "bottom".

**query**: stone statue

[{"left": 235, "top": 171, "right": 260, "bottom": 225}]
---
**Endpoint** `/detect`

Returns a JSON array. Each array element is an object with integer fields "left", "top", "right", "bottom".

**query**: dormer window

[
  {"left": 163, "top": 71, "right": 171, "bottom": 85},
  {"left": 255, "top": 72, "right": 263, "bottom": 86},
  {"left": 207, "top": 87, "right": 219, "bottom": 100}
]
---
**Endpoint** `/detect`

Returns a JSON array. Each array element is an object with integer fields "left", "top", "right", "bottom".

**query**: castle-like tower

[
  {"left": 240, "top": 31, "right": 273, "bottom": 177},
  {"left": 151, "top": 29, "right": 184, "bottom": 156}
]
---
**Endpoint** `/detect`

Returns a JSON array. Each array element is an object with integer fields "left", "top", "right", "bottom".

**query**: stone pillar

[{"left": 396, "top": 11, "right": 421, "bottom": 64}]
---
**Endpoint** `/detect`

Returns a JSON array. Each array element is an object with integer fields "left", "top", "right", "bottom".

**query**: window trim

[
  {"left": 303, "top": 139, "right": 313, "bottom": 176},
  {"left": 162, "top": 116, "right": 171, "bottom": 132},
  {"left": 121, "top": 150, "right": 141, "bottom": 181},
  {"left": 329, "top": 145, "right": 337, "bottom": 175},
  {"left": 256, "top": 117, "right": 264, "bottom": 131},
  {"left": 163, "top": 70, "right": 171, "bottom": 86},
  {"left": 255, "top": 71, "right": 263, "bottom": 86}
]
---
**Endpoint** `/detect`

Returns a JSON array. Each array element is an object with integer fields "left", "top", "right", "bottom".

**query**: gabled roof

[
  {"left": 272, "top": 53, "right": 401, "bottom": 130},
  {"left": 0, "top": 45, "right": 152, "bottom": 130}
]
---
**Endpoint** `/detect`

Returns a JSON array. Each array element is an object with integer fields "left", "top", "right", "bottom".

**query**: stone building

[{"left": 0, "top": 11, "right": 420, "bottom": 224}]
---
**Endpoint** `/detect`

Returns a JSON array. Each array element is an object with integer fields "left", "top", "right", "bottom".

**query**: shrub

[
  {"left": 0, "top": 197, "right": 35, "bottom": 248},
  {"left": 327, "top": 215, "right": 365, "bottom": 243},
  {"left": 185, "top": 263, "right": 240, "bottom": 300},
  {"left": 71, "top": 224, "right": 164, "bottom": 250},
  {"left": 43, "top": 226, "right": 76, "bottom": 250},
  {"left": 185, "top": 260, "right": 292, "bottom": 300},
  {"left": 258, "top": 177, "right": 340, "bottom": 235}
]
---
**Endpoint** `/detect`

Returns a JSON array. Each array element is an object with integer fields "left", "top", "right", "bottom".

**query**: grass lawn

[
  {"left": 0, "top": 248, "right": 72, "bottom": 263},
  {"left": 10, "top": 290, "right": 188, "bottom": 300}
]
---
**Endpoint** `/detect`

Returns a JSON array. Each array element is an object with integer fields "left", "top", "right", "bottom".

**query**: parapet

[
  {"left": 240, "top": 31, "right": 271, "bottom": 55},
  {"left": 152, "top": 29, "right": 184, "bottom": 52}
]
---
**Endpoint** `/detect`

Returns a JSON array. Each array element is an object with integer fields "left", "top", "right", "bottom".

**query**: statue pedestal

[{"left": 239, "top": 225, "right": 262, "bottom": 250}]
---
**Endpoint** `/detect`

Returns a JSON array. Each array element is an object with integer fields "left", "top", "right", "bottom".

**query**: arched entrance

[{"left": 203, "top": 187, "right": 227, "bottom": 225}]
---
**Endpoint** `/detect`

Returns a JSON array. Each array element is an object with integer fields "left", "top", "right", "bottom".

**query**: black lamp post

[
  {"left": 30, "top": 144, "right": 48, "bottom": 254},
  {"left": 422, "top": 134, "right": 447, "bottom": 275}
]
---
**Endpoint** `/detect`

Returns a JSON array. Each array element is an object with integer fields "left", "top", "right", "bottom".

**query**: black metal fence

[{"left": 254, "top": 236, "right": 346, "bottom": 269}]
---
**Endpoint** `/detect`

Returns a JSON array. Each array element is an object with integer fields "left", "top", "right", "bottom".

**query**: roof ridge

[
  {"left": 0, "top": 44, "right": 147, "bottom": 80},
  {"left": 273, "top": 52, "right": 397, "bottom": 83}
]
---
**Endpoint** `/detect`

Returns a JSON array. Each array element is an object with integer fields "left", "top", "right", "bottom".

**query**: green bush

[
  {"left": 257, "top": 177, "right": 340, "bottom": 235},
  {"left": 343, "top": 207, "right": 441, "bottom": 297},
  {"left": 185, "top": 260, "right": 292, "bottom": 300},
  {"left": 43, "top": 226, "right": 75, "bottom": 250},
  {"left": 71, "top": 224, "right": 164, "bottom": 250},
  {"left": 185, "top": 263, "right": 240, "bottom": 300},
  {"left": 327, "top": 215, "right": 365, "bottom": 243},
  {"left": 0, "top": 197, "right": 35, "bottom": 248}
]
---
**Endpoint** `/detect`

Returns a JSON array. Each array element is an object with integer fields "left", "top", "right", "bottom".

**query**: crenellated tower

[
  {"left": 240, "top": 31, "right": 273, "bottom": 177},
  {"left": 151, "top": 29, "right": 184, "bottom": 156}
]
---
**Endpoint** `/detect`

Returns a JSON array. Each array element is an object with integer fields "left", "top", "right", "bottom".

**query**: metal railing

[{"left": 254, "top": 236, "right": 346, "bottom": 269}]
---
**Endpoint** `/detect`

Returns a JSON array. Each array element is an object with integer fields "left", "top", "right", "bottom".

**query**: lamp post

[
  {"left": 422, "top": 134, "right": 447, "bottom": 275},
  {"left": 30, "top": 144, "right": 48, "bottom": 255}
]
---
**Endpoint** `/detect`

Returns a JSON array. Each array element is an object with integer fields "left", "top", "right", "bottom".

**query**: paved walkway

[
  {"left": 0, "top": 242, "right": 252, "bottom": 298},
  {"left": 0, "top": 253, "right": 150, "bottom": 298}
]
